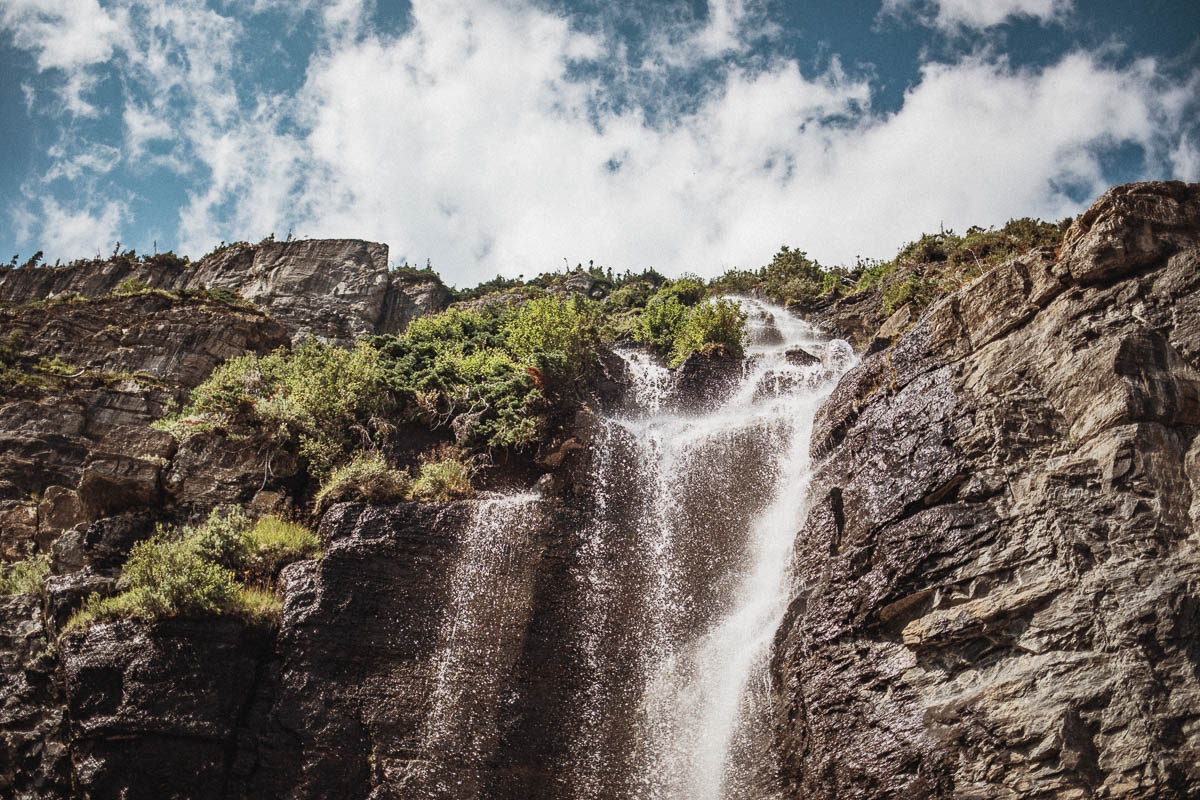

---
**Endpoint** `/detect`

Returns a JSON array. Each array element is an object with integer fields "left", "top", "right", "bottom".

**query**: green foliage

[
  {"left": 655, "top": 276, "right": 707, "bottom": 306},
  {"left": 112, "top": 277, "right": 151, "bottom": 295},
  {"left": 761, "top": 246, "right": 826, "bottom": 304},
  {"left": 882, "top": 277, "right": 934, "bottom": 316},
  {"left": 64, "top": 509, "right": 315, "bottom": 633},
  {"left": 73, "top": 533, "right": 242, "bottom": 625},
  {"left": 411, "top": 457, "right": 473, "bottom": 501},
  {"left": 372, "top": 307, "right": 543, "bottom": 450},
  {"left": 605, "top": 281, "right": 657, "bottom": 311},
  {"left": 164, "top": 339, "right": 391, "bottom": 477},
  {"left": 0, "top": 554, "right": 50, "bottom": 596},
  {"left": 668, "top": 298, "right": 747, "bottom": 367},
  {"left": 707, "top": 267, "right": 759, "bottom": 296},
  {"left": 143, "top": 251, "right": 188, "bottom": 269},
  {"left": 502, "top": 294, "right": 601, "bottom": 376},
  {"left": 854, "top": 259, "right": 896, "bottom": 292},
  {"left": 635, "top": 294, "right": 689, "bottom": 353},
  {"left": 315, "top": 451, "right": 411, "bottom": 511},
  {"left": 241, "top": 516, "right": 321, "bottom": 582}
]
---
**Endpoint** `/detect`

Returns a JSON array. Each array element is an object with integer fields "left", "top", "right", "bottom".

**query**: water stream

[
  {"left": 572, "top": 297, "right": 855, "bottom": 798},
  {"left": 402, "top": 297, "right": 854, "bottom": 799}
]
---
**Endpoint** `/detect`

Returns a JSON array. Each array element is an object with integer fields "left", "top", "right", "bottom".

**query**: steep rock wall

[
  {"left": 0, "top": 240, "right": 451, "bottom": 343},
  {"left": 769, "top": 181, "right": 1200, "bottom": 798}
]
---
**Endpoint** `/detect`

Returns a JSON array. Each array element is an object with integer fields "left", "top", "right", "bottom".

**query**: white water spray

[{"left": 573, "top": 297, "right": 855, "bottom": 798}]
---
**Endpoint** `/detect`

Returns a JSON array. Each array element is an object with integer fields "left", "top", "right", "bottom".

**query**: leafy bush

[
  {"left": 605, "top": 281, "right": 657, "bottom": 311},
  {"left": 411, "top": 458, "right": 472, "bottom": 501},
  {"left": 654, "top": 276, "right": 707, "bottom": 306},
  {"left": 112, "top": 277, "right": 151, "bottom": 295},
  {"left": 502, "top": 294, "right": 601, "bottom": 377},
  {"left": 242, "top": 516, "right": 321, "bottom": 582},
  {"left": 64, "top": 510, "right": 315, "bottom": 632},
  {"left": 882, "top": 277, "right": 933, "bottom": 316},
  {"left": 189, "top": 507, "right": 319, "bottom": 581},
  {"left": 315, "top": 451, "right": 411, "bottom": 511},
  {"left": 372, "top": 307, "right": 543, "bottom": 450},
  {"left": 0, "top": 554, "right": 50, "bottom": 596},
  {"left": 141, "top": 251, "right": 188, "bottom": 269},
  {"left": 67, "top": 533, "right": 242, "bottom": 628},
  {"left": 163, "top": 339, "right": 392, "bottom": 477},
  {"left": 668, "top": 298, "right": 747, "bottom": 367},
  {"left": 635, "top": 294, "right": 689, "bottom": 354},
  {"left": 854, "top": 259, "right": 896, "bottom": 292},
  {"left": 761, "top": 246, "right": 825, "bottom": 304}
]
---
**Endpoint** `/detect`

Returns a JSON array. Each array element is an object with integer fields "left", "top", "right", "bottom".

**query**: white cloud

[
  {"left": 0, "top": 0, "right": 127, "bottom": 71},
  {"left": 43, "top": 142, "right": 123, "bottom": 182},
  {"left": 200, "top": 1, "right": 1185, "bottom": 284},
  {"left": 16, "top": 197, "right": 125, "bottom": 260},
  {"left": 5, "top": 0, "right": 1198, "bottom": 279},
  {"left": 880, "top": 0, "right": 1073, "bottom": 32}
]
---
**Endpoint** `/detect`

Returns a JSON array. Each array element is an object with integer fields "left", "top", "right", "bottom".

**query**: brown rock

[{"left": 769, "top": 181, "right": 1200, "bottom": 799}]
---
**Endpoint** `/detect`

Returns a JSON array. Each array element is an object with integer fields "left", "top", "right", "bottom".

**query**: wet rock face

[
  {"left": 770, "top": 182, "right": 1200, "bottom": 798},
  {"left": 0, "top": 595, "right": 70, "bottom": 800}
]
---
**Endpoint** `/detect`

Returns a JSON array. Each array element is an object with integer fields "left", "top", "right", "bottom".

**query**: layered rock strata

[
  {"left": 0, "top": 239, "right": 450, "bottom": 344},
  {"left": 769, "top": 181, "right": 1200, "bottom": 798}
]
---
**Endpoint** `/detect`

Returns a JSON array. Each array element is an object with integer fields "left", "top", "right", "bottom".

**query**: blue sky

[{"left": 1, "top": 0, "right": 1197, "bottom": 286}]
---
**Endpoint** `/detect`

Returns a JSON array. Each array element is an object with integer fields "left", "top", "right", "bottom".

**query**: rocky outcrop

[
  {"left": 0, "top": 293, "right": 289, "bottom": 503},
  {"left": 0, "top": 595, "right": 70, "bottom": 799},
  {"left": 62, "top": 618, "right": 275, "bottom": 800},
  {"left": 5, "top": 181, "right": 1199, "bottom": 800},
  {"left": 56, "top": 498, "right": 593, "bottom": 799},
  {"left": 769, "top": 181, "right": 1200, "bottom": 798},
  {"left": 0, "top": 239, "right": 452, "bottom": 344}
]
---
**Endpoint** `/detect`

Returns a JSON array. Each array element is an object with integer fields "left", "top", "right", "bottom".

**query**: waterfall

[
  {"left": 396, "top": 298, "right": 854, "bottom": 799},
  {"left": 572, "top": 297, "right": 856, "bottom": 798},
  {"left": 401, "top": 493, "right": 546, "bottom": 798}
]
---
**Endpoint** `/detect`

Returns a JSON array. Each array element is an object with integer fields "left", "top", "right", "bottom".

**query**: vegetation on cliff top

[{"left": 144, "top": 213, "right": 1068, "bottom": 507}]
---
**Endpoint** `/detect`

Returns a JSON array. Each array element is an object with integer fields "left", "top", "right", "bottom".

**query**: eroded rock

[{"left": 769, "top": 181, "right": 1200, "bottom": 799}]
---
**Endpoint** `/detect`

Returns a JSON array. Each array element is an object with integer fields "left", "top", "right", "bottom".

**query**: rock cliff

[
  {"left": 1, "top": 182, "right": 1198, "bottom": 799},
  {"left": 769, "top": 181, "right": 1200, "bottom": 798},
  {"left": 0, "top": 239, "right": 451, "bottom": 344}
]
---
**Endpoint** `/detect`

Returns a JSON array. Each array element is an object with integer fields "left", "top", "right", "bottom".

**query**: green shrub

[
  {"left": 668, "top": 298, "right": 747, "bottom": 367},
  {"left": 0, "top": 554, "right": 50, "bottom": 596},
  {"left": 854, "top": 259, "right": 896, "bottom": 292},
  {"left": 502, "top": 294, "right": 601, "bottom": 377},
  {"left": 655, "top": 276, "right": 707, "bottom": 306},
  {"left": 411, "top": 458, "right": 473, "bottom": 501},
  {"left": 315, "top": 451, "right": 411, "bottom": 511},
  {"left": 242, "top": 517, "right": 320, "bottom": 582},
  {"left": 162, "top": 339, "right": 392, "bottom": 477},
  {"left": 635, "top": 294, "right": 688, "bottom": 354},
  {"left": 189, "top": 507, "right": 318, "bottom": 580},
  {"left": 882, "top": 277, "right": 932, "bottom": 316},
  {"left": 233, "top": 587, "right": 283, "bottom": 625},
  {"left": 112, "top": 277, "right": 151, "bottom": 295},
  {"left": 605, "top": 281, "right": 657, "bottom": 311},
  {"left": 372, "top": 307, "right": 544, "bottom": 450},
  {"left": 64, "top": 510, "right": 315, "bottom": 632},
  {"left": 67, "top": 533, "right": 242, "bottom": 627}
]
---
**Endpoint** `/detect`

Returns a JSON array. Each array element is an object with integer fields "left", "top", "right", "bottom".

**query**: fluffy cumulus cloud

[
  {"left": 880, "top": 0, "right": 1074, "bottom": 31},
  {"left": 3, "top": 0, "right": 1198, "bottom": 283}
]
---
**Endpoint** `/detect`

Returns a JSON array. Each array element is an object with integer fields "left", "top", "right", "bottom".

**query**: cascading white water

[
  {"left": 572, "top": 297, "right": 856, "bottom": 799},
  {"left": 401, "top": 493, "right": 545, "bottom": 797}
]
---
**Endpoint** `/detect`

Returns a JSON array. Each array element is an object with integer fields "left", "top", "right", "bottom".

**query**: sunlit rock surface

[{"left": 770, "top": 181, "right": 1200, "bottom": 798}]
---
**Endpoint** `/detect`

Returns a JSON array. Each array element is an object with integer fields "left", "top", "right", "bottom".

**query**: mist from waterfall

[
  {"left": 572, "top": 297, "right": 855, "bottom": 799},
  {"left": 399, "top": 297, "right": 854, "bottom": 800}
]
